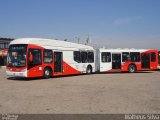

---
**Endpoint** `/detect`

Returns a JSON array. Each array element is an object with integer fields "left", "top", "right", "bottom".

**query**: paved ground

[{"left": 0, "top": 68, "right": 160, "bottom": 114}]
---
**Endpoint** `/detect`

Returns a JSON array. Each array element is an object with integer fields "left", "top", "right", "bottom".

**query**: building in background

[{"left": 0, "top": 38, "right": 14, "bottom": 66}]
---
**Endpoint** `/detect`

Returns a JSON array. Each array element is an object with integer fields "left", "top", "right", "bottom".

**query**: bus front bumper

[{"left": 6, "top": 70, "right": 27, "bottom": 77}]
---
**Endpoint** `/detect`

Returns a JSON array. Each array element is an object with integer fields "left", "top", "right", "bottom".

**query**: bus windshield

[{"left": 7, "top": 44, "right": 27, "bottom": 67}]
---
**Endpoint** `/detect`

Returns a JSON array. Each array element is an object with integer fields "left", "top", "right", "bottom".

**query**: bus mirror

[{"left": 29, "top": 52, "right": 33, "bottom": 62}]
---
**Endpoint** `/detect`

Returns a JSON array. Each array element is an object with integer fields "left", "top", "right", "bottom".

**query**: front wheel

[
  {"left": 86, "top": 66, "right": 92, "bottom": 74},
  {"left": 43, "top": 68, "right": 51, "bottom": 79},
  {"left": 128, "top": 65, "right": 136, "bottom": 73}
]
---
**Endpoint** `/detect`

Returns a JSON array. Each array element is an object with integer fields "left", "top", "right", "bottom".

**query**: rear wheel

[
  {"left": 128, "top": 64, "right": 136, "bottom": 73},
  {"left": 86, "top": 66, "right": 92, "bottom": 74},
  {"left": 43, "top": 68, "right": 51, "bottom": 79}
]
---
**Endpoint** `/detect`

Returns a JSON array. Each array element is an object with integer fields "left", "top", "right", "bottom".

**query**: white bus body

[{"left": 97, "top": 48, "right": 158, "bottom": 72}]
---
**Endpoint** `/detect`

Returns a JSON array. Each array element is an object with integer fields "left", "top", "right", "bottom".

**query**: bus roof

[
  {"left": 98, "top": 48, "right": 157, "bottom": 53},
  {"left": 10, "top": 38, "right": 94, "bottom": 51}
]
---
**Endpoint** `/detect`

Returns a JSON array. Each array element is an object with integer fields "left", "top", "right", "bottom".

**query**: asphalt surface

[{"left": 0, "top": 68, "right": 160, "bottom": 114}]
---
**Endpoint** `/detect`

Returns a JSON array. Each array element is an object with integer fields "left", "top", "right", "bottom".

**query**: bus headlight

[
  {"left": 6, "top": 68, "right": 11, "bottom": 71},
  {"left": 20, "top": 69, "right": 27, "bottom": 72}
]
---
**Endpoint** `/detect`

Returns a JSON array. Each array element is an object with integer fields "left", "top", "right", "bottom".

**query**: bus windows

[
  {"left": 28, "top": 49, "right": 42, "bottom": 66},
  {"left": 88, "top": 52, "right": 94, "bottom": 63},
  {"left": 81, "top": 52, "right": 88, "bottom": 63},
  {"left": 44, "top": 50, "right": 53, "bottom": 64},
  {"left": 130, "top": 52, "right": 140, "bottom": 62},
  {"left": 74, "top": 51, "right": 94, "bottom": 63},
  {"left": 101, "top": 52, "right": 111, "bottom": 62},
  {"left": 151, "top": 52, "right": 156, "bottom": 62},
  {"left": 74, "top": 51, "right": 81, "bottom": 63},
  {"left": 122, "top": 52, "right": 130, "bottom": 62}
]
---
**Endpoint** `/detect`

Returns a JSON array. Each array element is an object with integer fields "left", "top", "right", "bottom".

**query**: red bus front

[{"left": 6, "top": 44, "right": 50, "bottom": 78}]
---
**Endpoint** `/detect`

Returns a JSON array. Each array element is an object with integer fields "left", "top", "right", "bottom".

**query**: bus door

[
  {"left": 112, "top": 53, "right": 121, "bottom": 69},
  {"left": 28, "top": 49, "right": 43, "bottom": 77},
  {"left": 54, "top": 52, "right": 63, "bottom": 73},
  {"left": 141, "top": 53, "right": 150, "bottom": 69}
]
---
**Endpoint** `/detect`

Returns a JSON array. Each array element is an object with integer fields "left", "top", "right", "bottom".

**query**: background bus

[
  {"left": 6, "top": 38, "right": 95, "bottom": 78},
  {"left": 97, "top": 48, "right": 158, "bottom": 73}
]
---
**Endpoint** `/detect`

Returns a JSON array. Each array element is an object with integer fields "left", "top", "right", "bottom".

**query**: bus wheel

[
  {"left": 43, "top": 68, "right": 51, "bottom": 79},
  {"left": 128, "top": 64, "right": 136, "bottom": 73},
  {"left": 86, "top": 66, "right": 92, "bottom": 74}
]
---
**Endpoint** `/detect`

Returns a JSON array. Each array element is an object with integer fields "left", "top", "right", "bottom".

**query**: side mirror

[{"left": 29, "top": 52, "right": 33, "bottom": 62}]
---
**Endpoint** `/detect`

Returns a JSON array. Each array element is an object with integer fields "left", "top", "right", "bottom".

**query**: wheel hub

[{"left": 45, "top": 70, "right": 50, "bottom": 76}]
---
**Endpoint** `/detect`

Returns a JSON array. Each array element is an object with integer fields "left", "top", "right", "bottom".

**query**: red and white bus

[
  {"left": 6, "top": 38, "right": 95, "bottom": 78},
  {"left": 97, "top": 48, "right": 158, "bottom": 73}
]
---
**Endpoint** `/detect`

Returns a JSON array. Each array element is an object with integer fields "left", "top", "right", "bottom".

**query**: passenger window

[
  {"left": 81, "top": 51, "right": 88, "bottom": 63},
  {"left": 44, "top": 50, "right": 53, "bottom": 63},
  {"left": 28, "top": 49, "right": 42, "bottom": 65},
  {"left": 130, "top": 52, "right": 140, "bottom": 62},
  {"left": 151, "top": 52, "right": 156, "bottom": 62},
  {"left": 101, "top": 52, "right": 111, "bottom": 62},
  {"left": 88, "top": 52, "right": 94, "bottom": 63},
  {"left": 122, "top": 52, "right": 130, "bottom": 62},
  {"left": 74, "top": 51, "right": 81, "bottom": 63}
]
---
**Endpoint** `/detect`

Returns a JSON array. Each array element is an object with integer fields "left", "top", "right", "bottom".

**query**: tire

[
  {"left": 43, "top": 68, "right": 51, "bottom": 79},
  {"left": 86, "top": 66, "right": 92, "bottom": 74},
  {"left": 128, "top": 64, "right": 136, "bottom": 73}
]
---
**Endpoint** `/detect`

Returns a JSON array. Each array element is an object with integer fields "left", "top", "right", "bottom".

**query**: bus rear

[
  {"left": 158, "top": 51, "right": 160, "bottom": 69},
  {"left": 98, "top": 48, "right": 158, "bottom": 73}
]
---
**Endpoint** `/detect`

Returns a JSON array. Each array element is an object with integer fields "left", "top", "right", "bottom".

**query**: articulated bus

[
  {"left": 6, "top": 38, "right": 159, "bottom": 78},
  {"left": 97, "top": 48, "right": 158, "bottom": 73},
  {"left": 6, "top": 38, "right": 95, "bottom": 78}
]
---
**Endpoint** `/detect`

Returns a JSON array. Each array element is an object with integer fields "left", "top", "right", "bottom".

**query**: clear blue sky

[{"left": 0, "top": 0, "right": 160, "bottom": 49}]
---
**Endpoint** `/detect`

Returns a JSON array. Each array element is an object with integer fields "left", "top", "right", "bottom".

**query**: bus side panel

[
  {"left": 59, "top": 51, "right": 82, "bottom": 76},
  {"left": 60, "top": 50, "right": 95, "bottom": 75},
  {"left": 121, "top": 62, "right": 141, "bottom": 71},
  {"left": 27, "top": 65, "right": 43, "bottom": 77},
  {"left": 99, "top": 51, "right": 112, "bottom": 72},
  {"left": 63, "top": 61, "right": 81, "bottom": 75},
  {"left": 150, "top": 50, "right": 158, "bottom": 70},
  {"left": 100, "top": 62, "right": 112, "bottom": 72},
  {"left": 27, "top": 44, "right": 44, "bottom": 78}
]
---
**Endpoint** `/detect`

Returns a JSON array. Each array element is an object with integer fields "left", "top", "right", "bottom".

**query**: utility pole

[
  {"left": 75, "top": 37, "right": 80, "bottom": 44},
  {"left": 86, "top": 35, "right": 91, "bottom": 45},
  {"left": 77, "top": 38, "right": 80, "bottom": 44}
]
